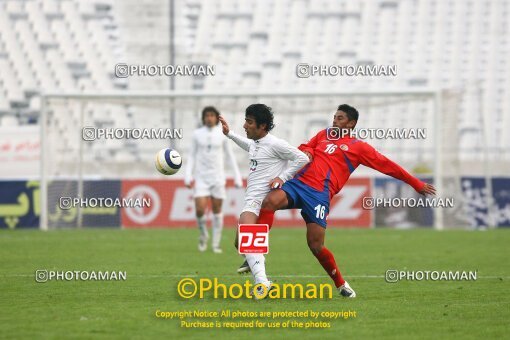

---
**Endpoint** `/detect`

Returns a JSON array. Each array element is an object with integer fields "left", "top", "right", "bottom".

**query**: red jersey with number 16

[{"left": 296, "top": 129, "right": 425, "bottom": 200}]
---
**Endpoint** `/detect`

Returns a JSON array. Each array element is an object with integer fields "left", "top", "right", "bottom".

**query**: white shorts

[
  {"left": 242, "top": 198, "right": 262, "bottom": 216},
  {"left": 193, "top": 180, "right": 226, "bottom": 199},
  {"left": 241, "top": 192, "right": 269, "bottom": 216}
]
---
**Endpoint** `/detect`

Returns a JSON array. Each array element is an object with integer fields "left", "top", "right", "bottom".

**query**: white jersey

[
  {"left": 227, "top": 131, "right": 309, "bottom": 203},
  {"left": 185, "top": 125, "right": 242, "bottom": 187}
]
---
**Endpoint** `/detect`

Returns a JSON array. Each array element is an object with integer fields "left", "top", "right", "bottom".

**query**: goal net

[{"left": 40, "top": 90, "right": 476, "bottom": 230}]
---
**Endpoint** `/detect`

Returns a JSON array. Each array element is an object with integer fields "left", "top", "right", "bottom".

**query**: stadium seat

[{"left": 0, "top": 0, "right": 507, "bottom": 165}]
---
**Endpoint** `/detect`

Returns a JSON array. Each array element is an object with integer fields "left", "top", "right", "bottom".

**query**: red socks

[
  {"left": 257, "top": 208, "right": 275, "bottom": 230},
  {"left": 257, "top": 209, "right": 344, "bottom": 288},
  {"left": 314, "top": 247, "right": 345, "bottom": 288}
]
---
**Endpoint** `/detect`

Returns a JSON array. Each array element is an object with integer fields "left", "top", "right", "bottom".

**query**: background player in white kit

[
  {"left": 219, "top": 104, "right": 309, "bottom": 294},
  {"left": 185, "top": 106, "right": 243, "bottom": 253}
]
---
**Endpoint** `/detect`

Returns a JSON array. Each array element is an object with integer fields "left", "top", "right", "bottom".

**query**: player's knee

[
  {"left": 307, "top": 238, "right": 323, "bottom": 255},
  {"left": 261, "top": 198, "right": 271, "bottom": 209},
  {"left": 195, "top": 204, "right": 206, "bottom": 217},
  {"left": 211, "top": 201, "right": 222, "bottom": 214},
  {"left": 261, "top": 193, "right": 280, "bottom": 210}
]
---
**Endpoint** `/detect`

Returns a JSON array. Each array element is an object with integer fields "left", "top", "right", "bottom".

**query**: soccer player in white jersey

[
  {"left": 219, "top": 104, "right": 309, "bottom": 295},
  {"left": 185, "top": 106, "right": 243, "bottom": 254}
]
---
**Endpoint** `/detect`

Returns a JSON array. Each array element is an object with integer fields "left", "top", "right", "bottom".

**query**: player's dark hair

[
  {"left": 245, "top": 104, "right": 275, "bottom": 132},
  {"left": 337, "top": 104, "right": 359, "bottom": 121},
  {"left": 202, "top": 106, "right": 220, "bottom": 125}
]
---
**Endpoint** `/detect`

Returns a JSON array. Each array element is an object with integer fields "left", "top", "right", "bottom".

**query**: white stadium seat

[{"left": 0, "top": 0, "right": 507, "bottom": 163}]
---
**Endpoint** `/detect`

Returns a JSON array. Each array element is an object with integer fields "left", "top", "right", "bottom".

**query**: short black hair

[
  {"left": 337, "top": 104, "right": 359, "bottom": 121},
  {"left": 202, "top": 106, "right": 220, "bottom": 125},
  {"left": 245, "top": 104, "right": 275, "bottom": 132}
]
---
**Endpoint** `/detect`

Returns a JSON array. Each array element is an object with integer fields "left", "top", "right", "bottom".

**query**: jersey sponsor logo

[
  {"left": 340, "top": 144, "right": 348, "bottom": 151},
  {"left": 249, "top": 159, "right": 258, "bottom": 171},
  {"left": 238, "top": 224, "right": 269, "bottom": 254}
]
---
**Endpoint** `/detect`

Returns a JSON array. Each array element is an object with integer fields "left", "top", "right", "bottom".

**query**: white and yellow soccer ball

[{"left": 155, "top": 148, "right": 182, "bottom": 175}]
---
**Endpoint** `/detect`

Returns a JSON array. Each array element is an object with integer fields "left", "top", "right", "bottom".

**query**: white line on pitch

[{"left": 4, "top": 274, "right": 509, "bottom": 279}]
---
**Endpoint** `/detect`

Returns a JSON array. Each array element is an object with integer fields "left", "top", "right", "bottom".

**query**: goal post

[{"left": 39, "top": 89, "right": 462, "bottom": 230}]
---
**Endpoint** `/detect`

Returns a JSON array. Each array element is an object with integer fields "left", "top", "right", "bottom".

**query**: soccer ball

[{"left": 155, "top": 148, "right": 182, "bottom": 175}]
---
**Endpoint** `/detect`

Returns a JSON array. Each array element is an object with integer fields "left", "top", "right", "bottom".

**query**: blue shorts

[{"left": 281, "top": 178, "right": 330, "bottom": 228}]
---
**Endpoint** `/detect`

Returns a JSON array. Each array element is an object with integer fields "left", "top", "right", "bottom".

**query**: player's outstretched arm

[
  {"left": 420, "top": 183, "right": 436, "bottom": 196},
  {"left": 219, "top": 115, "right": 251, "bottom": 152},
  {"left": 218, "top": 115, "right": 230, "bottom": 135},
  {"left": 359, "top": 142, "right": 435, "bottom": 195}
]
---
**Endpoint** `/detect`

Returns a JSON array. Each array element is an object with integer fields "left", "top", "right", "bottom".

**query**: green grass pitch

[{"left": 1, "top": 228, "right": 509, "bottom": 339}]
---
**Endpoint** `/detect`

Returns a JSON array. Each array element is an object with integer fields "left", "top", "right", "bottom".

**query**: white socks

[
  {"left": 197, "top": 215, "right": 208, "bottom": 239},
  {"left": 198, "top": 214, "right": 223, "bottom": 250},
  {"left": 212, "top": 213, "right": 223, "bottom": 249},
  {"left": 246, "top": 254, "right": 269, "bottom": 284}
]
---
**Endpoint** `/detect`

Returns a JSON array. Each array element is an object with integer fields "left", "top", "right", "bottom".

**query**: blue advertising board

[{"left": 0, "top": 180, "right": 40, "bottom": 229}]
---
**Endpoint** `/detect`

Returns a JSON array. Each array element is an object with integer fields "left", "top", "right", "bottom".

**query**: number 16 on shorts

[{"left": 238, "top": 224, "right": 269, "bottom": 254}]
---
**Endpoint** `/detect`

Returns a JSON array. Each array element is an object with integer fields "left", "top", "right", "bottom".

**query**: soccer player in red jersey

[{"left": 242, "top": 104, "right": 436, "bottom": 297}]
